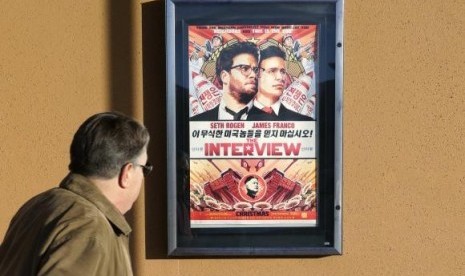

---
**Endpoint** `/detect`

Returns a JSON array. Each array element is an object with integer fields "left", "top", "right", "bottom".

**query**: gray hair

[{"left": 69, "top": 112, "right": 150, "bottom": 178}]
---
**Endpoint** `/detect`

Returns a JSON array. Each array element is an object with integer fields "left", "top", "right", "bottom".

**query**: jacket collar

[{"left": 59, "top": 173, "right": 132, "bottom": 236}]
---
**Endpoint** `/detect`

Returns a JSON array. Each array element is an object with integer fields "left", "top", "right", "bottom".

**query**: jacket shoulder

[
  {"left": 279, "top": 105, "right": 314, "bottom": 121},
  {"left": 190, "top": 106, "right": 219, "bottom": 121}
]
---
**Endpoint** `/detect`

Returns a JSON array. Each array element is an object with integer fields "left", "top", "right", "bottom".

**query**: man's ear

[
  {"left": 220, "top": 70, "right": 229, "bottom": 85},
  {"left": 119, "top": 163, "right": 133, "bottom": 189}
]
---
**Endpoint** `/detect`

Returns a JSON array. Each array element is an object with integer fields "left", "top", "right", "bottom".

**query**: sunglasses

[
  {"left": 259, "top": 67, "right": 287, "bottom": 78},
  {"left": 133, "top": 162, "right": 153, "bottom": 177},
  {"left": 230, "top": 64, "right": 259, "bottom": 76}
]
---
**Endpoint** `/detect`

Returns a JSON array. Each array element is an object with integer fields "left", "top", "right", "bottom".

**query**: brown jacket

[{"left": 0, "top": 174, "right": 133, "bottom": 275}]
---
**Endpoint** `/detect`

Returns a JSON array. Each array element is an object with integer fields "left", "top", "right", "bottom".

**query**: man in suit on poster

[
  {"left": 248, "top": 45, "right": 312, "bottom": 121},
  {"left": 191, "top": 41, "right": 259, "bottom": 121}
]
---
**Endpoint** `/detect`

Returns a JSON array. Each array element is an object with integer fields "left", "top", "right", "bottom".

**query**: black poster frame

[{"left": 166, "top": 0, "right": 343, "bottom": 257}]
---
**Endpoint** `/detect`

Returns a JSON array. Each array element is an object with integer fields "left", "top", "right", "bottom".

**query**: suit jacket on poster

[
  {"left": 190, "top": 105, "right": 220, "bottom": 121},
  {"left": 247, "top": 105, "right": 313, "bottom": 121}
]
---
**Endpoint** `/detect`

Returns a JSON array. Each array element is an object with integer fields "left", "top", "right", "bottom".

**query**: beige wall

[{"left": 1, "top": 0, "right": 465, "bottom": 275}]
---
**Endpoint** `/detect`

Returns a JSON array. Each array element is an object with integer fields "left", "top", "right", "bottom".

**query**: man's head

[
  {"left": 258, "top": 46, "right": 287, "bottom": 103},
  {"left": 283, "top": 34, "right": 294, "bottom": 48},
  {"left": 69, "top": 112, "right": 150, "bottom": 179},
  {"left": 216, "top": 42, "right": 259, "bottom": 104},
  {"left": 245, "top": 176, "right": 260, "bottom": 198},
  {"left": 211, "top": 35, "right": 223, "bottom": 48}
]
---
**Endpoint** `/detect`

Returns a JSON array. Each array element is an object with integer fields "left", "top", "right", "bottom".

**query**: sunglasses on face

[
  {"left": 259, "top": 67, "right": 287, "bottom": 78},
  {"left": 133, "top": 162, "right": 153, "bottom": 177},
  {"left": 230, "top": 64, "right": 259, "bottom": 76}
]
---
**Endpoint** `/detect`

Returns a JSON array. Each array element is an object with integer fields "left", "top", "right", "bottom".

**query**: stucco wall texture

[{"left": 1, "top": 0, "right": 465, "bottom": 275}]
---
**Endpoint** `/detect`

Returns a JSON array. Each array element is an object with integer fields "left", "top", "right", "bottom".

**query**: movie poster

[{"left": 188, "top": 24, "right": 318, "bottom": 228}]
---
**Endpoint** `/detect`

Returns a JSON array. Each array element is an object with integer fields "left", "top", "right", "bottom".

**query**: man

[
  {"left": 204, "top": 34, "right": 223, "bottom": 60},
  {"left": 282, "top": 34, "right": 301, "bottom": 59},
  {"left": 248, "top": 45, "right": 311, "bottom": 121},
  {"left": 0, "top": 112, "right": 151, "bottom": 275},
  {"left": 245, "top": 176, "right": 260, "bottom": 199},
  {"left": 189, "top": 35, "right": 223, "bottom": 64},
  {"left": 191, "top": 41, "right": 259, "bottom": 120}
]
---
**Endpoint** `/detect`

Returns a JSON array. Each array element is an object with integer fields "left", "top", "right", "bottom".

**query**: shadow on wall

[
  {"left": 108, "top": 0, "right": 168, "bottom": 263},
  {"left": 108, "top": 0, "right": 134, "bottom": 115},
  {"left": 106, "top": 0, "right": 136, "bottom": 264},
  {"left": 141, "top": 0, "right": 167, "bottom": 259}
]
